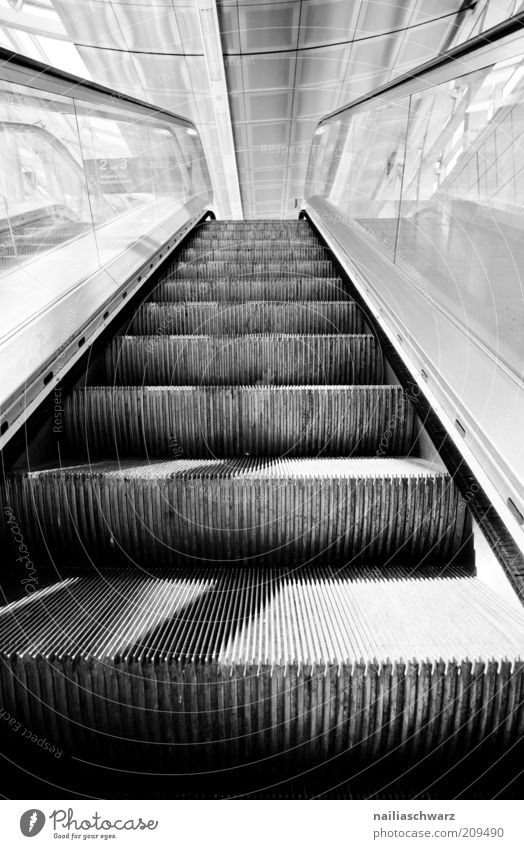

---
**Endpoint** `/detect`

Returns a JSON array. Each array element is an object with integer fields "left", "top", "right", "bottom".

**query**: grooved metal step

[
  {"left": 178, "top": 247, "right": 328, "bottom": 262},
  {"left": 171, "top": 260, "right": 334, "bottom": 278},
  {"left": 131, "top": 302, "right": 363, "bottom": 335},
  {"left": 0, "top": 566, "right": 520, "bottom": 768},
  {"left": 2, "top": 216, "right": 502, "bottom": 790},
  {"left": 64, "top": 385, "right": 416, "bottom": 457},
  {"left": 198, "top": 221, "right": 310, "bottom": 231},
  {"left": 6, "top": 458, "right": 468, "bottom": 567},
  {"left": 148, "top": 277, "right": 348, "bottom": 302},
  {"left": 187, "top": 236, "right": 321, "bottom": 248},
  {"left": 106, "top": 334, "right": 381, "bottom": 385}
]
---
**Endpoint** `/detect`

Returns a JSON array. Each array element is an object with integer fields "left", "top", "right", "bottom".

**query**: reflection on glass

[
  {"left": 307, "top": 99, "right": 410, "bottom": 260},
  {"left": 0, "top": 79, "right": 211, "bottom": 276},
  {"left": 397, "top": 58, "right": 524, "bottom": 376},
  {"left": 0, "top": 84, "right": 96, "bottom": 272},
  {"left": 75, "top": 106, "right": 211, "bottom": 264},
  {"left": 305, "top": 44, "right": 524, "bottom": 378}
]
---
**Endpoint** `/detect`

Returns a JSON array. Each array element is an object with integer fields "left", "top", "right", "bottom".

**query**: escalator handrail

[
  {"left": 315, "top": 10, "right": 524, "bottom": 127},
  {"left": 0, "top": 46, "right": 195, "bottom": 130}
]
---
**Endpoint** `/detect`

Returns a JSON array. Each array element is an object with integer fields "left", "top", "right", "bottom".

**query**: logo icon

[{"left": 20, "top": 810, "right": 46, "bottom": 837}]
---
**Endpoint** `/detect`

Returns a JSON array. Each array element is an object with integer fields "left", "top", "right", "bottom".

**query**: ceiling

[{"left": 0, "top": 0, "right": 522, "bottom": 217}]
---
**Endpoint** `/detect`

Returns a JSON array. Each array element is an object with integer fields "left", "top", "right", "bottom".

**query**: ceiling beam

[{"left": 196, "top": 0, "right": 243, "bottom": 218}]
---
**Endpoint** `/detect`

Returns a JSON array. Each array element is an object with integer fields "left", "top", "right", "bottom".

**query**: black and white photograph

[{"left": 0, "top": 0, "right": 523, "bottom": 845}]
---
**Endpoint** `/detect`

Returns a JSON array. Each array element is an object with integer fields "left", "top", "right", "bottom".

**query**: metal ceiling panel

[
  {"left": 299, "top": 0, "right": 359, "bottom": 48},
  {"left": 112, "top": 0, "right": 173, "bottom": 6},
  {"left": 394, "top": 19, "right": 452, "bottom": 71},
  {"left": 247, "top": 119, "right": 289, "bottom": 145},
  {"left": 354, "top": 0, "right": 413, "bottom": 38},
  {"left": 224, "top": 59, "right": 245, "bottom": 93},
  {"left": 133, "top": 53, "right": 191, "bottom": 91},
  {"left": 75, "top": 45, "right": 143, "bottom": 90},
  {"left": 228, "top": 92, "right": 245, "bottom": 122},
  {"left": 217, "top": 6, "right": 241, "bottom": 52},
  {"left": 53, "top": 0, "right": 125, "bottom": 49},
  {"left": 245, "top": 90, "right": 293, "bottom": 120},
  {"left": 296, "top": 46, "right": 349, "bottom": 86},
  {"left": 290, "top": 118, "right": 319, "bottom": 143},
  {"left": 174, "top": 6, "right": 203, "bottom": 52},
  {"left": 239, "top": 3, "right": 300, "bottom": 52},
  {"left": 185, "top": 56, "right": 209, "bottom": 92},
  {"left": 251, "top": 166, "right": 288, "bottom": 180},
  {"left": 412, "top": 0, "right": 467, "bottom": 23},
  {"left": 346, "top": 36, "right": 398, "bottom": 90},
  {"left": 254, "top": 144, "right": 294, "bottom": 169},
  {"left": 112, "top": 4, "right": 183, "bottom": 53},
  {"left": 295, "top": 87, "right": 339, "bottom": 117},
  {"left": 232, "top": 122, "right": 249, "bottom": 151},
  {"left": 244, "top": 54, "right": 296, "bottom": 89}
]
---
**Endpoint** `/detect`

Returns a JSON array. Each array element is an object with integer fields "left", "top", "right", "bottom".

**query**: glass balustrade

[
  {"left": 0, "top": 75, "right": 212, "bottom": 277},
  {"left": 305, "top": 38, "right": 524, "bottom": 380}
]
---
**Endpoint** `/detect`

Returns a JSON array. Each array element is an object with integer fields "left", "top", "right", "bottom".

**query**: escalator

[{"left": 1, "top": 218, "right": 523, "bottom": 799}]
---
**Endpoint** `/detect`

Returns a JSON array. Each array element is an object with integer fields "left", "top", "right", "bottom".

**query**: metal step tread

[
  {"left": 107, "top": 334, "right": 382, "bottom": 385},
  {"left": 132, "top": 301, "right": 363, "bottom": 335},
  {"left": 15, "top": 455, "right": 441, "bottom": 479},
  {"left": 65, "top": 384, "right": 416, "bottom": 457},
  {"left": 186, "top": 235, "right": 321, "bottom": 244},
  {"left": 1, "top": 566, "right": 522, "bottom": 662},
  {"left": 0, "top": 567, "right": 520, "bottom": 768},
  {"left": 179, "top": 248, "right": 328, "bottom": 261},
  {"left": 6, "top": 457, "right": 467, "bottom": 566},
  {"left": 148, "top": 278, "right": 349, "bottom": 302},
  {"left": 171, "top": 261, "right": 335, "bottom": 278}
]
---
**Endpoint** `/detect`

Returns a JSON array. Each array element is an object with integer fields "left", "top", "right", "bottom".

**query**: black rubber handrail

[{"left": 0, "top": 46, "right": 194, "bottom": 128}]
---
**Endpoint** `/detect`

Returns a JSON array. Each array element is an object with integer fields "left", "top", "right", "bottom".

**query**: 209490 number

[{"left": 460, "top": 827, "right": 504, "bottom": 838}]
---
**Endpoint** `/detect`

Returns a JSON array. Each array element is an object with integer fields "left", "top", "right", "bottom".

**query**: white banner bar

[{"left": 1, "top": 799, "right": 521, "bottom": 848}]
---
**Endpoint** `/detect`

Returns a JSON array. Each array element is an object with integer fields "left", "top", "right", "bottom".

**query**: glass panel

[
  {"left": 74, "top": 103, "right": 210, "bottom": 265},
  {"left": 0, "top": 72, "right": 211, "bottom": 362},
  {"left": 305, "top": 40, "right": 524, "bottom": 379},
  {"left": 306, "top": 98, "right": 410, "bottom": 261},
  {"left": 397, "top": 56, "right": 524, "bottom": 377},
  {"left": 0, "top": 82, "right": 97, "bottom": 276}
]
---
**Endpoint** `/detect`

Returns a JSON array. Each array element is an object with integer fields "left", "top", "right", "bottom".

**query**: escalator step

[
  {"left": 131, "top": 302, "right": 363, "bottom": 335},
  {"left": 149, "top": 277, "right": 349, "bottom": 302},
  {"left": 0, "top": 566, "right": 520, "bottom": 768},
  {"left": 6, "top": 458, "right": 468, "bottom": 566},
  {"left": 106, "top": 334, "right": 381, "bottom": 385},
  {"left": 171, "top": 260, "right": 335, "bottom": 278},
  {"left": 198, "top": 221, "right": 309, "bottom": 230},
  {"left": 186, "top": 235, "right": 321, "bottom": 248},
  {"left": 65, "top": 384, "right": 417, "bottom": 458},
  {"left": 178, "top": 247, "right": 328, "bottom": 262}
]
